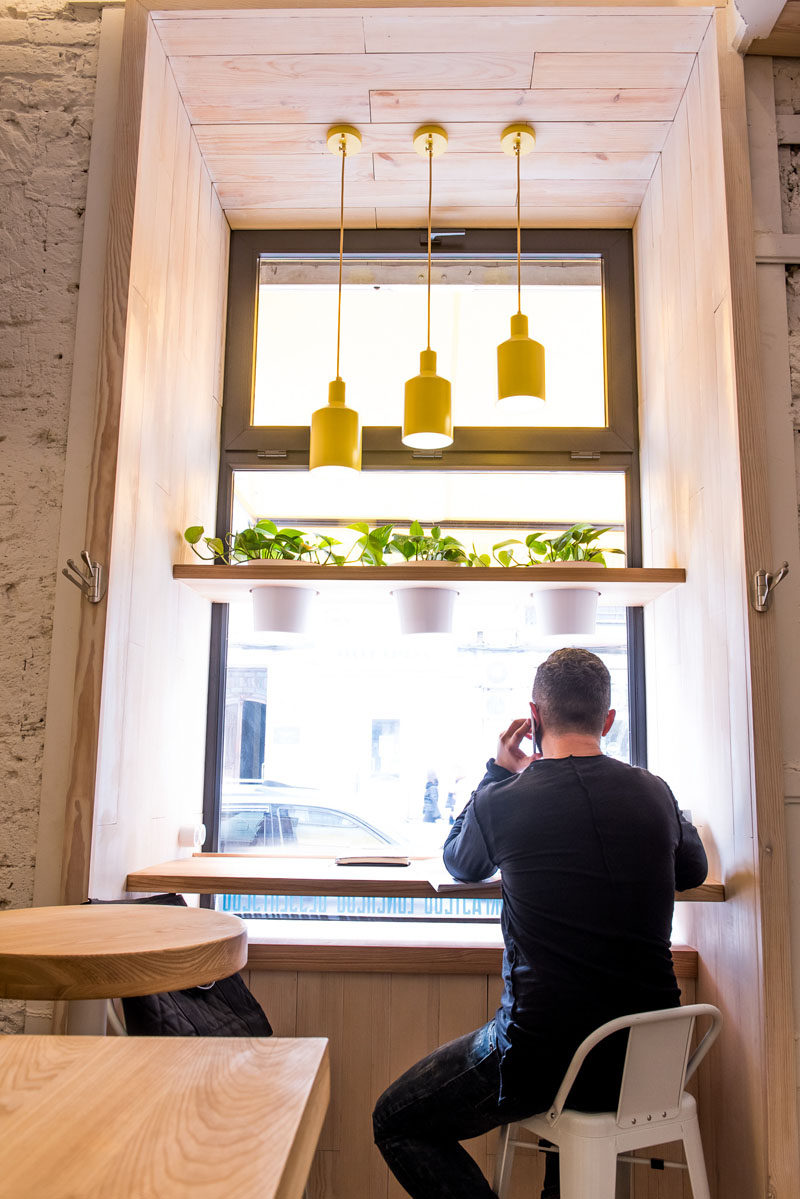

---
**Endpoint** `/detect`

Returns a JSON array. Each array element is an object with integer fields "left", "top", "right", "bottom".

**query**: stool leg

[
  {"left": 492, "top": 1124, "right": 517, "bottom": 1199},
  {"left": 558, "top": 1139, "right": 617, "bottom": 1199},
  {"left": 682, "top": 1118, "right": 711, "bottom": 1199},
  {"left": 66, "top": 998, "right": 108, "bottom": 1035}
]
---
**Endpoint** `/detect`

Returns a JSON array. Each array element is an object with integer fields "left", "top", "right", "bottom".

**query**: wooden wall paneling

[
  {"left": 746, "top": 53, "right": 800, "bottom": 1139},
  {"left": 60, "top": 0, "right": 151, "bottom": 904},
  {"left": 227, "top": 205, "right": 639, "bottom": 230},
  {"left": 337, "top": 973, "right": 392, "bottom": 1199},
  {"left": 369, "top": 88, "right": 685, "bottom": 124},
  {"left": 85, "top": 6, "right": 229, "bottom": 898},
  {"left": 153, "top": 13, "right": 367, "bottom": 56},
  {"left": 437, "top": 975, "right": 493, "bottom": 1179},
  {"left": 373, "top": 152, "right": 660, "bottom": 183},
  {"left": 636, "top": 32, "right": 764, "bottom": 1192},
  {"left": 89, "top": 282, "right": 149, "bottom": 835},
  {"left": 202, "top": 152, "right": 376, "bottom": 185},
  {"left": 296, "top": 972, "right": 345, "bottom": 1153},
  {"left": 712, "top": 13, "right": 800, "bottom": 1196},
  {"left": 384, "top": 973, "right": 440, "bottom": 1199},
  {"left": 634, "top": 10, "right": 800, "bottom": 1196},
  {"left": 141, "top": 0, "right": 726, "bottom": 12},
  {"left": 227, "top": 207, "right": 379, "bottom": 230},
  {"left": 193, "top": 121, "right": 673, "bottom": 160},
  {"left": 170, "top": 51, "right": 536, "bottom": 106},
  {"left": 246, "top": 968, "right": 299, "bottom": 1037},
  {"left": 373, "top": 206, "right": 641, "bottom": 229},
  {"left": 361, "top": 10, "right": 714, "bottom": 55},
  {"left": 530, "top": 52, "right": 696, "bottom": 90},
  {"left": 214, "top": 179, "right": 648, "bottom": 210}
]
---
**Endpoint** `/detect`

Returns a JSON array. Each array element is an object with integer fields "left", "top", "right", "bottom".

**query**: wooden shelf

[
  {"left": 126, "top": 854, "right": 724, "bottom": 903},
  {"left": 174, "top": 563, "right": 686, "bottom": 606}
]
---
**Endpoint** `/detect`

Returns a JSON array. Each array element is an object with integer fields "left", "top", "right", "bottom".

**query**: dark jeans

[{"left": 372, "top": 1019, "right": 559, "bottom": 1199}]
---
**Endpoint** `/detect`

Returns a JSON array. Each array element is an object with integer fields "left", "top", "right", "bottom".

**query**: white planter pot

[
  {"left": 392, "top": 586, "right": 458, "bottom": 635},
  {"left": 533, "top": 587, "right": 600, "bottom": 636},
  {"left": 251, "top": 584, "right": 317, "bottom": 634}
]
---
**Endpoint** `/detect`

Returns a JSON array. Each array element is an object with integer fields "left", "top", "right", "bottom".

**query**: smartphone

[{"left": 532, "top": 718, "right": 543, "bottom": 755}]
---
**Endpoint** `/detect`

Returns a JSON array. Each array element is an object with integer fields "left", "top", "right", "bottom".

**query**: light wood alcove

[{"left": 51, "top": 3, "right": 798, "bottom": 1198}]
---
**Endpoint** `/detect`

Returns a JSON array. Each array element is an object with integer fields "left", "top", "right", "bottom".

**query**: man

[{"left": 373, "top": 648, "right": 708, "bottom": 1199}]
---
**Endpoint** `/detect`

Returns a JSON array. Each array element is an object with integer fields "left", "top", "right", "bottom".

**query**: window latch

[
  {"left": 257, "top": 449, "right": 288, "bottom": 459},
  {"left": 570, "top": 451, "right": 601, "bottom": 460},
  {"left": 411, "top": 449, "right": 444, "bottom": 459}
]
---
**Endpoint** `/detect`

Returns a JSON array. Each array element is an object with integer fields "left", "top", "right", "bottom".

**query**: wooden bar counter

[{"left": 126, "top": 854, "right": 725, "bottom": 904}]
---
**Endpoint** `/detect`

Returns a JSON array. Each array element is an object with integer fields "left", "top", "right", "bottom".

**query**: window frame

[
  {"left": 202, "top": 227, "right": 645, "bottom": 857},
  {"left": 221, "top": 228, "right": 638, "bottom": 462}
]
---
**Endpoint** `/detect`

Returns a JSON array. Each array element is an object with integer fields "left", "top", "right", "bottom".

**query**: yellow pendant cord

[
  {"left": 515, "top": 134, "right": 522, "bottom": 316},
  {"left": 336, "top": 133, "right": 346, "bottom": 382},
  {"left": 426, "top": 134, "right": 433, "bottom": 351}
]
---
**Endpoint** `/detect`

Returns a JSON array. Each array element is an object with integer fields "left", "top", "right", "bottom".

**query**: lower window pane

[{"left": 220, "top": 594, "right": 630, "bottom": 861}]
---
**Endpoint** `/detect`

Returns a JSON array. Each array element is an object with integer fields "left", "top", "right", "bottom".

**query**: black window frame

[{"left": 202, "top": 227, "right": 645, "bottom": 854}]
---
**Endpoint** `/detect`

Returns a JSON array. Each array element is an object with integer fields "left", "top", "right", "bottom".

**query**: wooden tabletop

[
  {"left": 0, "top": 1035, "right": 329, "bottom": 1199},
  {"left": 0, "top": 905, "right": 247, "bottom": 1001},
  {"left": 126, "top": 854, "right": 725, "bottom": 903}
]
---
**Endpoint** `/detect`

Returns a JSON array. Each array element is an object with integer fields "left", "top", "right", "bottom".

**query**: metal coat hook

[
  {"left": 750, "top": 562, "right": 789, "bottom": 612},
  {"left": 62, "top": 550, "right": 107, "bottom": 605}
]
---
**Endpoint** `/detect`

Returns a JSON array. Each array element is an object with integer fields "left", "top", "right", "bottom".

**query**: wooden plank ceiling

[{"left": 153, "top": 5, "right": 715, "bottom": 230}]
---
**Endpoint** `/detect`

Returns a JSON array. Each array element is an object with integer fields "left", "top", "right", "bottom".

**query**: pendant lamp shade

[
  {"left": 309, "top": 125, "right": 362, "bottom": 473},
  {"left": 497, "top": 313, "right": 545, "bottom": 409},
  {"left": 402, "top": 125, "right": 453, "bottom": 450},
  {"left": 310, "top": 379, "right": 361, "bottom": 472},
  {"left": 497, "top": 123, "right": 546, "bottom": 412},
  {"left": 403, "top": 349, "right": 452, "bottom": 449}
]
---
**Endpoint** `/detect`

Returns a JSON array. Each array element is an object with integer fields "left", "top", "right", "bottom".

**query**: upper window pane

[{"left": 253, "top": 257, "right": 605, "bottom": 429}]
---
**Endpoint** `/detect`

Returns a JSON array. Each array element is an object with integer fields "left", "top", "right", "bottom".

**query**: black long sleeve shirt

[{"left": 443, "top": 754, "right": 708, "bottom": 1110}]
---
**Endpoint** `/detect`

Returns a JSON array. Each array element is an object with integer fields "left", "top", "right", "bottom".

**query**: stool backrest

[{"left": 546, "top": 1004, "right": 722, "bottom": 1129}]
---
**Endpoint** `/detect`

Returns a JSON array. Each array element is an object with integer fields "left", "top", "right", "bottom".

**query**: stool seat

[
  {"left": 493, "top": 1004, "right": 722, "bottom": 1199},
  {"left": 525, "top": 1088, "right": 699, "bottom": 1142}
]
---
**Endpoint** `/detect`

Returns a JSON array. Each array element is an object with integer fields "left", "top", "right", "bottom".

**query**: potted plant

[
  {"left": 488, "top": 523, "right": 625, "bottom": 636},
  {"left": 490, "top": 523, "right": 626, "bottom": 567},
  {"left": 183, "top": 521, "right": 321, "bottom": 634},
  {"left": 346, "top": 522, "right": 396, "bottom": 565},
  {"left": 388, "top": 521, "right": 466, "bottom": 634},
  {"left": 389, "top": 521, "right": 468, "bottom": 564}
]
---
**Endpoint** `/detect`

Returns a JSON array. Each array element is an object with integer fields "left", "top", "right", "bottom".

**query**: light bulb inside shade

[
  {"left": 308, "top": 464, "right": 360, "bottom": 482},
  {"left": 495, "top": 393, "right": 547, "bottom": 416},
  {"left": 401, "top": 430, "right": 453, "bottom": 450},
  {"left": 402, "top": 348, "right": 453, "bottom": 449}
]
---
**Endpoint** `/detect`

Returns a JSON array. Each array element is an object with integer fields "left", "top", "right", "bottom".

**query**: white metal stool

[{"left": 493, "top": 1003, "right": 722, "bottom": 1199}]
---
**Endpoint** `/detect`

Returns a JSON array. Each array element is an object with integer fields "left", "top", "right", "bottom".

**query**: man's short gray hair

[{"left": 532, "top": 648, "right": 611, "bottom": 737}]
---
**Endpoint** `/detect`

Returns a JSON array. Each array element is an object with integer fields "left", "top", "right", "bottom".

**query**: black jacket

[{"left": 443, "top": 754, "right": 708, "bottom": 1110}]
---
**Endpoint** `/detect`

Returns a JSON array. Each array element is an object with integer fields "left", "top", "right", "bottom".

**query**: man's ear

[
  {"left": 602, "top": 709, "right": 616, "bottom": 737},
  {"left": 529, "top": 701, "right": 540, "bottom": 731}
]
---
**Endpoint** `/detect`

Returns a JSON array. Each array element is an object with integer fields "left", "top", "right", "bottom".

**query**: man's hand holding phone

[{"left": 495, "top": 717, "right": 542, "bottom": 774}]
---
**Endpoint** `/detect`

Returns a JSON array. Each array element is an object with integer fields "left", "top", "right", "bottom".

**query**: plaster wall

[{"left": 0, "top": 1, "right": 101, "bottom": 1030}]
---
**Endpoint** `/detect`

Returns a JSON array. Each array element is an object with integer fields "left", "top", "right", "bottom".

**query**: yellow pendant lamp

[
  {"left": 309, "top": 125, "right": 362, "bottom": 474},
  {"left": 497, "top": 123, "right": 546, "bottom": 412},
  {"left": 402, "top": 125, "right": 453, "bottom": 450}
]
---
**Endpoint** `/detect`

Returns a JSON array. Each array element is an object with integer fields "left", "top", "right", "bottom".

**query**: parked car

[{"left": 220, "top": 780, "right": 399, "bottom": 851}]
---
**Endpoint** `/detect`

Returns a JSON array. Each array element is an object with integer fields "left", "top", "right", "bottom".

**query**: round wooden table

[{"left": 0, "top": 904, "right": 247, "bottom": 1033}]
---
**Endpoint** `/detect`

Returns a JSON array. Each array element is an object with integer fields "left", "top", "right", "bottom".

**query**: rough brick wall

[{"left": 0, "top": 1, "right": 101, "bottom": 1031}]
